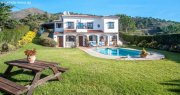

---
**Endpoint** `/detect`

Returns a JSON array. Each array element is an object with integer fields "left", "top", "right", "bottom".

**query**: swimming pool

[{"left": 96, "top": 48, "right": 141, "bottom": 57}]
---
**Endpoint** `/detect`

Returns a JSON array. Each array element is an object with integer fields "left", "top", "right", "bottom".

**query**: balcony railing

[{"left": 67, "top": 26, "right": 74, "bottom": 29}]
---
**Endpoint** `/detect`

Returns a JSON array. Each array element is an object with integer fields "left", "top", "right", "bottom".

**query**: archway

[{"left": 89, "top": 35, "right": 98, "bottom": 46}]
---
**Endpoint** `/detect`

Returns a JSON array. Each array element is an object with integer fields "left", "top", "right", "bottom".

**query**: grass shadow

[
  {"left": 0, "top": 69, "right": 49, "bottom": 83},
  {"left": 160, "top": 80, "right": 180, "bottom": 94}
]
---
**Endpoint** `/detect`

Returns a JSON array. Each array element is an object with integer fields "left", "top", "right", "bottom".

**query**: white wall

[
  {"left": 103, "top": 18, "right": 119, "bottom": 33},
  {"left": 63, "top": 17, "right": 103, "bottom": 32},
  {"left": 54, "top": 16, "right": 119, "bottom": 33}
]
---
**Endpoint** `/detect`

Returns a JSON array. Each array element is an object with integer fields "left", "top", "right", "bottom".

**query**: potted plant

[
  {"left": 24, "top": 49, "right": 36, "bottom": 63},
  {"left": 140, "top": 48, "right": 148, "bottom": 58}
]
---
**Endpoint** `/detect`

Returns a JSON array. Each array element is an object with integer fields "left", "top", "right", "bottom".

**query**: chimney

[{"left": 63, "top": 11, "right": 70, "bottom": 15}]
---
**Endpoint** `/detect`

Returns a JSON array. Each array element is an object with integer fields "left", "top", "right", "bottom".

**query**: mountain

[{"left": 11, "top": 8, "right": 47, "bottom": 19}]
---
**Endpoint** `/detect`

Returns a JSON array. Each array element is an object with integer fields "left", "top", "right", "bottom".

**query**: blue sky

[{"left": 4, "top": 0, "right": 180, "bottom": 22}]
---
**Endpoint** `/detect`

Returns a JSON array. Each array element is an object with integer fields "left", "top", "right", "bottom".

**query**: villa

[{"left": 41, "top": 12, "right": 122, "bottom": 48}]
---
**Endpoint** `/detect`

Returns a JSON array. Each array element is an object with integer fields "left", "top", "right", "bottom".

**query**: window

[
  {"left": 108, "top": 22, "right": 114, "bottom": 29},
  {"left": 67, "top": 22, "right": 74, "bottom": 29},
  {"left": 97, "top": 24, "right": 100, "bottom": 28},
  {"left": 56, "top": 23, "right": 62, "bottom": 28},
  {"left": 77, "top": 22, "right": 85, "bottom": 29},
  {"left": 87, "top": 22, "right": 93, "bottom": 29}
]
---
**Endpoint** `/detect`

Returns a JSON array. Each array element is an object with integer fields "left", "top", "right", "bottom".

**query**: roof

[
  {"left": 41, "top": 22, "right": 54, "bottom": 29},
  {"left": 62, "top": 15, "right": 119, "bottom": 19},
  {"left": 87, "top": 30, "right": 103, "bottom": 33},
  {"left": 64, "top": 30, "right": 76, "bottom": 33}
]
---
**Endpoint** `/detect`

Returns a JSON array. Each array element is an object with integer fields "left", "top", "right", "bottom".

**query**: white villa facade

[{"left": 42, "top": 14, "right": 122, "bottom": 48}]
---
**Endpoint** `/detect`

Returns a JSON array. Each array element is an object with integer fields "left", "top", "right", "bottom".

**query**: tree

[
  {"left": 0, "top": 2, "right": 13, "bottom": 30},
  {"left": 117, "top": 14, "right": 136, "bottom": 32}
]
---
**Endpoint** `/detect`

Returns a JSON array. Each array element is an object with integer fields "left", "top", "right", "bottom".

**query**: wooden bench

[
  {"left": 0, "top": 77, "right": 28, "bottom": 95},
  {"left": 1, "top": 59, "right": 69, "bottom": 95}
]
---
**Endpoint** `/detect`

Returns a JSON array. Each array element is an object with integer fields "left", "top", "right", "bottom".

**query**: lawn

[{"left": 0, "top": 43, "right": 180, "bottom": 95}]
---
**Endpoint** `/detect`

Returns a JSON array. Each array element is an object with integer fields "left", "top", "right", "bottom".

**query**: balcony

[
  {"left": 77, "top": 22, "right": 93, "bottom": 29},
  {"left": 67, "top": 26, "right": 74, "bottom": 29}
]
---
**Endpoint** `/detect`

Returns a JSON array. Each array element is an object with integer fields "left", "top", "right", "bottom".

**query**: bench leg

[
  {"left": 31, "top": 71, "right": 41, "bottom": 84},
  {"left": 27, "top": 71, "right": 41, "bottom": 95},
  {"left": 27, "top": 85, "right": 36, "bottom": 95},
  {"left": 51, "top": 67, "right": 61, "bottom": 80},
  {"left": 4, "top": 65, "right": 13, "bottom": 77}
]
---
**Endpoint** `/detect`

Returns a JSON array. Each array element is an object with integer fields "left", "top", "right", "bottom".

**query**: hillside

[
  {"left": 132, "top": 17, "right": 180, "bottom": 35},
  {"left": 11, "top": 8, "right": 47, "bottom": 19},
  {"left": 11, "top": 8, "right": 180, "bottom": 35}
]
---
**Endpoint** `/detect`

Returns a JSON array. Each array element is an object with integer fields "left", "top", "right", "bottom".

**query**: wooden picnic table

[{"left": 0, "top": 58, "right": 68, "bottom": 95}]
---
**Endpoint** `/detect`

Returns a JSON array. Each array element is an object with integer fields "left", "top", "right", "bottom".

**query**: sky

[{"left": 2, "top": 0, "right": 180, "bottom": 22}]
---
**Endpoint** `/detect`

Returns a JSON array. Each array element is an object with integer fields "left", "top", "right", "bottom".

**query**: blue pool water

[{"left": 96, "top": 48, "right": 141, "bottom": 57}]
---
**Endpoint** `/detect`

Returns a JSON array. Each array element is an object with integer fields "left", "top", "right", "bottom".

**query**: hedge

[
  {"left": 120, "top": 32, "right": 180, "bottom": 52},
  {"left": 0, "top": 25, "right": 29, "bottom": 45},
  {"left": 120, "top": 33, "right": 180, "bottom": 45}
]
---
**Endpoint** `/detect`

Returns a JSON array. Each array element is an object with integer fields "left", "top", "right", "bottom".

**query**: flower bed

[{"left": 18, "top": 31, "right": 36, "bottom": 46}]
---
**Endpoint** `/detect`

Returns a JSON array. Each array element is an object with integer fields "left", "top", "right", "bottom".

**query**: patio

[{"left": 59, "top": 33, "right": 119, "bottom": 48}]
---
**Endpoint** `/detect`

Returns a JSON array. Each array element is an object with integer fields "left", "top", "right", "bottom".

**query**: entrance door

[
  {"left": 59, "top": 36, "right": 63, "bottom": 47},
  {"left": 79, "top": 36, "right": 83, "bottom": 46}
]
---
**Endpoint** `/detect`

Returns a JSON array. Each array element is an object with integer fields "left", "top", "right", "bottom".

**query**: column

[
  {"left": 97, "top": 35, "right": 100, "bottom": 46},
  {"left": 86, "top": 35, "right": 89, "bottom": 47},
  {"left": 76, "top": 35, "right": 78, "bottom": 47},
  {"left": 116, "top": 34, "right": 119, "bottom": 45},
  {"left": 83, "top": 36, "right": 85, "bottom": 46},
  {"left": 86, "top": 35, "right": 89, "bottom": 40},
  {"left": 107, "top": 35, "right": 110, "bottom": 46},
  {"left": 63, "top": 35, "right": 66, "bottom": 48}
]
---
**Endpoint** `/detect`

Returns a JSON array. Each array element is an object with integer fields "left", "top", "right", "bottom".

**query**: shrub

[
  {"left": 137, "top": 40, "right": 147, "bottom": 47},
  {"left": 0, "top": 43, "right": 16, "bottom": 52},
  {"left": 39, "top": 37, "right": 57, "bottom": 47},
  {"left": 120, "top": 32, "right": 180, "bottom": 52},
  {"left": 120, "top": 32, "right": 180, "bottom": 45},
  {"left": 176, "top": 44, "right": 180, "bottom": 52},
  {"left": 161, "top": 45, "right": 170, "bottom": 51},
  {"left": 7, "top": 44, "right": 16, "bottom": 51},
  {"left": 0, "top": 25, "right": 29, "bottom": 44},
  {"left": 147, "top": 41, "right": 158, "bottom": 49},
  {"left": 169, "top": 44, "right": 180, "bottom": 52},
  {"left": 18, "top": 31, "right": 36, "bottom": 46},
  {"left": 1, "top": 43, "right": 8, "bottom": 52},
  {"left": 157, "top": 44, "right": 163, "bottom": 50}
]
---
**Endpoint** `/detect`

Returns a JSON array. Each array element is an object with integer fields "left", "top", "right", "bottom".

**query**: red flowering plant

[{"left": 24, "top": 49, "right": 36, "bottom": 56}]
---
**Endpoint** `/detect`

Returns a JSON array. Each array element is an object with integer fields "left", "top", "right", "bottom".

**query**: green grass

[{"left": 0, "top": 43, "right": 180, "bottom": 95}]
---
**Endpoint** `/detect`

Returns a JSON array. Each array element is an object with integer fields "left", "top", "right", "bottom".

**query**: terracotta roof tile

[
  {"left": 64, "top": 30, "right": 76, "bottom": 33},
  {"left": 54, "top": 32, "right": 63, "bottom": 34},
  {"left": 87, "top": 30, "right": 103, "bottom": 33}
]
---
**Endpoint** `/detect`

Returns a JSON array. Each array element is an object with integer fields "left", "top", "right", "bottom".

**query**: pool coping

[{"left": 78, "top": 47, "right": 165, "bottom": 60}]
